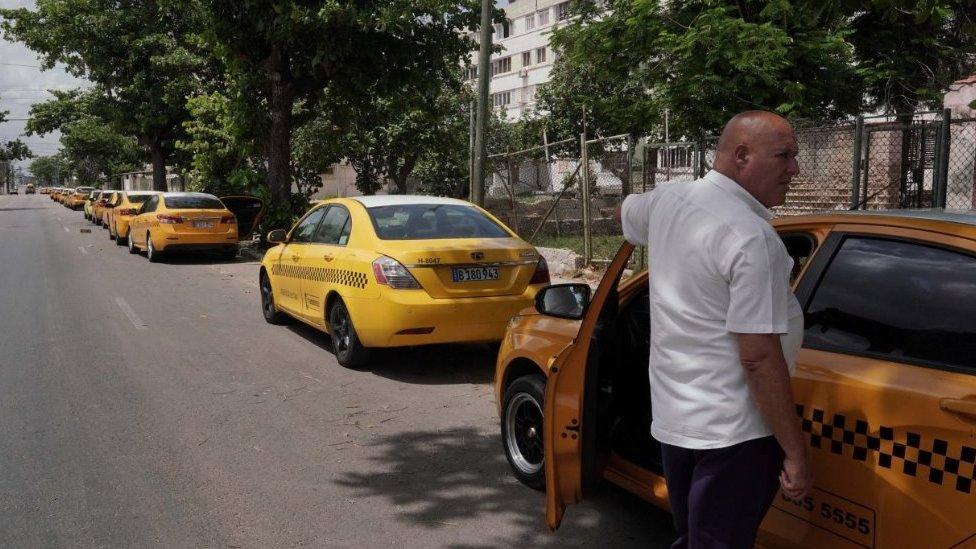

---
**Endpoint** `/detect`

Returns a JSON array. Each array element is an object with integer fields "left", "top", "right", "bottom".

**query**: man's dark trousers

[{"left": 661, "top": 436, "right": 784, "bottom": 549}]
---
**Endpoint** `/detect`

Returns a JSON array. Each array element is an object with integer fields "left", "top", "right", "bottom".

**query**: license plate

[
  {"left": 192, "top": 220, "right": 214, "bottom": 229},
  {"left": 452, "top": 266, "right": 499, "bottom": 282}
]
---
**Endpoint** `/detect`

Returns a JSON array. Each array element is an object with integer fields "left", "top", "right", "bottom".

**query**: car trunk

[
  {"left": 167, "top": 209, "right": 230, "bottom": 234},
  {"left": 377, "top": 239, "right": 539, "bottom": 298},
  {"left": 220, "top": 195, "right": 264, "bottom": 239}
]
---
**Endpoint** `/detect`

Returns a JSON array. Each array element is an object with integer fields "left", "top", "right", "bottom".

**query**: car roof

[
  {"left": 775, "top": 208, "right": 976, "bottom": 227},
  {"left": 350, "top": 195, "right": 473, "bottom": 208},
  {"left": 123, "top": 190, "right": 160, "bottom": 196},
  {"left": 159, "top": 192, "right": 219, "bottom": 198}
]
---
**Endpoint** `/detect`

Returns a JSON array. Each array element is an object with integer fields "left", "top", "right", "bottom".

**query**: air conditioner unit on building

[{"left": 519, "top": 68, "right": 529, "bottom": 77}]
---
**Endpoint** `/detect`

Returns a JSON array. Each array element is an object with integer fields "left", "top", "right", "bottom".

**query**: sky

[
  {"left": 0, "top": 0, "right": 507, "bottom": 173},
  {"left": 0, "top": 0, "right": 91, "bottom": 170}
]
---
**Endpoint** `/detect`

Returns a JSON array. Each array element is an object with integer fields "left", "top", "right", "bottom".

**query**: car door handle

[
  {"left": 940, "top": 398, "right": 976, "bottom": 419},
  {"left": 323, "top": 254, "right": 334, "bottom": 261},
  {"left": 291, "top": 255, "right": 300, "bottom": 262}
]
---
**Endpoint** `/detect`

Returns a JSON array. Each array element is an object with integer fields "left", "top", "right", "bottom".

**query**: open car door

[
  {"left": 544, "top": 242, "right": 636, "bottom": 530},
  {"left": 219, "top": 195, "right": 264, "bottom": 240}
]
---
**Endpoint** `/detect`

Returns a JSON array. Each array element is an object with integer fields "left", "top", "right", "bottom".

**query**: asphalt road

[{"left": 0, "top": 193, "right": 674, "bottom": 548}]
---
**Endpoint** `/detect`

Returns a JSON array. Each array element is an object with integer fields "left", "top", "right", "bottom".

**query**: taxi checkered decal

[
  {"left": 271, "top": 264, "right": 368, "bottom": 289},
  {"left": 796, "top": 405, "right": 976, "bottom": 494}
]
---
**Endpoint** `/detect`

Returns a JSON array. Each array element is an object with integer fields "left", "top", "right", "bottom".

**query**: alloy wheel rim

[
  {"left": 333, "top": 308, "right": 350, "bottom": 353},
  {"left": 261, "top": 277, "right": 274, "bottom": 316},
  {"left": 505, "top": 392, "right": 544, "bottom": 474}
]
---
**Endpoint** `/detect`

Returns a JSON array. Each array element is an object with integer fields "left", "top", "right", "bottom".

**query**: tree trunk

[
  {"left": 149, "top": 141, "right": 168, "bottom": 191},
  {"left": 267, "top": 72, "right": 294, "bottom": 205},
  {"left": 393, "top": 153, "right": 419, "bottom": 194}
]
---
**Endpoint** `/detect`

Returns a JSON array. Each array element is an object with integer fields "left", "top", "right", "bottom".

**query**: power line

[{"left": 0, "top": 62, "right": 43, "bottom": 69}]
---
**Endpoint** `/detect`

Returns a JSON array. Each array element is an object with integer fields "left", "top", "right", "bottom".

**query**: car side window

[
  {"left": 803, "top": 236, "right": 976, "bottom": 372},
  {"left": 313, "top": 206, "right": 352, "bottom": 245},
  {"left": 140, "top": 196, "right": 156, "bottom": 214},
  {"left": 780, "top": 232, "right": 817, "bottom": 284},
  {"left": 290, "top": 207, "right": 327, "bottom": 243}
]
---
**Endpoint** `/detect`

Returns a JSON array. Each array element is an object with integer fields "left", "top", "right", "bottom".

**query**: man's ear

[{"left": 734, "top": 143, "right": 750, "bottom": 167}]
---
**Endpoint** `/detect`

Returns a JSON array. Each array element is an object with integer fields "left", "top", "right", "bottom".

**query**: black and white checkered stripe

[{"left": 797, "top": 405, "right": 976, "bottom": 494}]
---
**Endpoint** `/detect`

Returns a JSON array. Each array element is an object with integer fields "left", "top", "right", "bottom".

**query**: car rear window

[
  {"left": 127, "top": 194, "right": 154, "bottom": 204},
  {"left": 367, "top": 204, "right": 509, "bottom": 240},
  {"left": 164, "top": 195, "right": 224, "bottom": 209}
]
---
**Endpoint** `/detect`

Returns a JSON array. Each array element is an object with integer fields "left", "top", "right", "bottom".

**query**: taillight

[
  {"left": 119, "top": 208, "right": 139, "bottom": 216},
  {"left": 529, "top": 255, "right": 550, "bottom": 285},
  {"left": 372, "top": 256, "right": 422, "bottom": 289},
  {"left": 157, "top": 214, "right": 183, "bottom": 224},
  {"left": 220, "top": 214, "right": 236, "bottom": 224}
]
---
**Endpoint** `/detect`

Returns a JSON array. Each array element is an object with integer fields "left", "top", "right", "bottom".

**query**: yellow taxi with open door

[{"left": 495, "top": 210, "right": 976, "bottom": 548}]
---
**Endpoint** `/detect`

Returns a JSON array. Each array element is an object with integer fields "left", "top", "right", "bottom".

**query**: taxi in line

[
  {"left": 259, "top": 195, "right": 549, "bottom": 367},
  {"left": 495, "top": 209, "right": 976, "bottom": 548},
  {"left": 126, "top": 192, "right": 242, "bottom": 261}
]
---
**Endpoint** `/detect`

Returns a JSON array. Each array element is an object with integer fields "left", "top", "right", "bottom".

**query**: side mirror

[
  {"left": 267, "top": 229, "right": 287, "bottom": 244},
  {"left": 535, "top": 283, "right": 590, "bottom": 320}
]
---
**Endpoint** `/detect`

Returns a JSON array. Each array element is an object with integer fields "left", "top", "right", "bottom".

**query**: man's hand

[{"left": 780, "top": 451, "right": 813, "bottom": 500}]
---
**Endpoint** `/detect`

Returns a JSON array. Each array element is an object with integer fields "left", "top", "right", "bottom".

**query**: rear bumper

[
  {"left": 153, "top": 227, "right": 238, "bottom": 251},
  {"left": 344, "top": 286, "right": 542, "bottom": 347}
]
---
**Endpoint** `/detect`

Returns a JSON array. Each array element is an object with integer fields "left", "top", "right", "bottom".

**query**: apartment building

[{"left": 467, "top": 0, "right": 574, "bottom": 120}]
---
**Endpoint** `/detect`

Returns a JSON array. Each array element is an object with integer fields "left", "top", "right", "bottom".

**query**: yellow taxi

[
  {"left": 53, "top": 188, "right": 68, "bottom": 203},
  {"left": 65, "top": 187, "right": 93, "bottom": 210},
  {"left": 106, "top": 191, "right": 159, "bottom": 244},
  {"left": 494, "top": 210, "right": 976, "bottom": 548},
  {"left": 126, "top": 192, "right": 239, "bottom": 261},
  {"left": 91, "top": 190, "right": 118, "bottom": 227},
  {"left": 83, "top": 190, "right": 100, "bottom": 220},
  {"left": 259, "top": 196, "right": 549, "bottom": 367}
]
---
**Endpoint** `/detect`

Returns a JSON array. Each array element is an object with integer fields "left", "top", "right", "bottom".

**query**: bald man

[{"left": 619, "top": 111, "right": 812, "bottom": 548}]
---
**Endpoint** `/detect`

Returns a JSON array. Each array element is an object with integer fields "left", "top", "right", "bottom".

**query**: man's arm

[{"left": 738, "top": 333, "right": 812, "bottom": 499}]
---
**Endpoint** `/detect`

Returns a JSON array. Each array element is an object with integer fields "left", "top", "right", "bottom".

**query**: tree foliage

[
  {"left": 175, "top": 0, "right": 481, "bottom": 219},
  {"left": 29, "top": 154, "right": 71, "bottom": 185},
  {"left": 539, "top": 0, "right": 975, "bottom": 139},
  {"left": 1, "top": 0, "right": 206, "bottom": 190}
]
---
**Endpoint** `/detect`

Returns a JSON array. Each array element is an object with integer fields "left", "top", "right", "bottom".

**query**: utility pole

[{"left": 471, "top": 0, "right": 493, "bottom": 207}]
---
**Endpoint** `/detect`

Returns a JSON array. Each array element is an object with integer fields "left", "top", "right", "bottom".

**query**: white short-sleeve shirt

[{"left": 621, "top": 170, "right": 804, "bottom": 449}]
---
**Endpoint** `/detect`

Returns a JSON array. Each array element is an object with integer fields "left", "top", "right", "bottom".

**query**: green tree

[
  {"left": 29, "top": 154, "right": 71, "bottom": 185},
  {"left": 1, "top": 0, "right": 206, "bottom": 190},
  {"left": 849, "top": 0, "right": 976, "bottom": 115},
  {"left": 540, "top": 0, "right": 862, "bottom": 140},
  {"left": 177, "top": 0, "right": 481, "bottom": 218},
  {"left": 23, "top": 88, "right": 142, "bottom": 185}
]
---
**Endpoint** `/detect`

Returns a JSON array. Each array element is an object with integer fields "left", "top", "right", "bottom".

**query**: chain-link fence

[
  {"left": 947, "top": 118, "right": 976, "bottom": 210},
  {"left": 484, "top": 109, "right": 976, "bottom": 271}
]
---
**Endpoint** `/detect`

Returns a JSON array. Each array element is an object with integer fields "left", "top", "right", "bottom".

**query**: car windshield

[
  {"left": 127, "top": 194, "right": 154, "bottom": 204},
  {"left": 367, "top": 204, "right": 509, "bottom": 240},
  {"left": 164, "top": 195, "right": 224, "bottom": 209}
]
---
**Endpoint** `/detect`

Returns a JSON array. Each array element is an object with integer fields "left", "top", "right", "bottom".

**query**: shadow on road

[
  {"left": 0, "top": 207, "right": 49, "bottom": 212},
  {"left": 285, "top": 320, "right": 497, "bottom": 385},
  {"left": 152, "top": 252, "right": 243, "bottom": 265},
  {"left": 335, "top": 427, "right": 673, "bottom": 548}
]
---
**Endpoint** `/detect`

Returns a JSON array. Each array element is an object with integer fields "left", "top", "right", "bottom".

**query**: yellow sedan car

[
  {"left": 126, "top": 192, "right": 239, "bottom": 261},
  {"left": 107, "top": 191, "right": 160, "bottom": 244},
  {"left": 65, "top": 187, "right": 93, "bottom": 210},
  {"left": 259, "top": 196, "right": 550, "bottom": 367},
  {"left": 495, "top": 210, "right": 976, "bottom": 548}
]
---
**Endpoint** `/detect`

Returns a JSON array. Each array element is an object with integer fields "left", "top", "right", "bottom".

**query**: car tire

[
  {"left": 127, "top": 232, "right": 139, "bottom": 254},
  {"left": 222, "top": 247, "right": 238, "bottom": 260},
  {"left": 146, "top": 233, "right": 161, "bottom": 262},
  {"left": 328, "top": 298, "right": 370, "bottom": 368},
  {"left": 502, "top": 374, "right": 547, "bottom": 491},
  {"left": 115, "top": 229, "right": 127, "bottom": 246},
  {"left": 259, "top": 272, "right": 288, "bottom": 325}
]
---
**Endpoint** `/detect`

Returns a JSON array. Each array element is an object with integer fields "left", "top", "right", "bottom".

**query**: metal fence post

[
  {"left": 580, "top": 133, "right": 591, "bottom": 265},
  {"left": 934, "top": 108, "right": 951, "bottom": 208},
  {"left": 623, "top": 134, "right": 634, "bottom": 196},
  {"left": 850, "top": 116, "right": 864, "bottom": 210}
]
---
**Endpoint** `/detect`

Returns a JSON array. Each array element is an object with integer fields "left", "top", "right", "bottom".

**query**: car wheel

[
  {"left": 502, "top": 374, "right": 547, "bottom": 491},
  {"left": 115, "top": 229, "right": 127, "bottom": 246},
  {"left": 260, "top": 272, "right": 288, "bottom": 325},
  {"left": 127, "top": 232, "right": 139, "bottom": 254},
  {"left": 328, "top": 298, "right": 370, "bottom": 368},
  {"left": 146, "top": 233, "right": 161, "bottom": 262}
]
